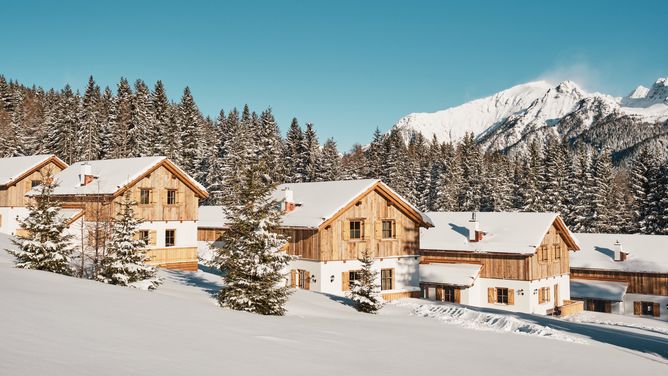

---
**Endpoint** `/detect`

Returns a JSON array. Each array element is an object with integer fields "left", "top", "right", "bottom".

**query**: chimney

[
  {"left": 80, "top": 163, "right": 94, "bottom": 186},
  {"left": 468, "top": 212, "right": 483, "bottom": 242},
  {"left": 282, "top": 187, "right": 295, "bottom": 212},
  {"left": 613, "top": 240, "right": 627, "bottom": 261}
]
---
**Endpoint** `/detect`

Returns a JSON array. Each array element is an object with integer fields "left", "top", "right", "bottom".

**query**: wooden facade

[
  {"left": 0, "top": 157, "right": 66, "bottom": 207},
  {"left": 420, "top": 223, "right": 573, "bottom": 282},
  {"left": 571, "top": 269, "right": 668, "bottom": 296},
  {"left": 198, "top": 184, "right": 428, "bottom": 263},
  {"left": 318, "top": 187, "right": 421, "bottom": 261}
]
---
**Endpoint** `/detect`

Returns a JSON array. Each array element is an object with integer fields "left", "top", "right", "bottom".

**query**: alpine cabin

[
  {"left": 570, "top": 233, "right": 668, "bottom": 320},
  {"left": 419, "top": 212, "right": 582, "bottom": 315},
  {"left": 0, "top": 155, "right": 68, "bottom": 235},
  {"left": 34, "top": 156, "right": 208, "bottom": 271},
  {"left": 198, "top": 179, "right": 434, "bottom": 299}
]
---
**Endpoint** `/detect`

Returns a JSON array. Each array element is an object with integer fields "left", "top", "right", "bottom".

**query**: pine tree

[
  {"left": 98, "top": 87, "right": 116, "bottom": 159},
  {"left": 284, "top": 118, "right": 307, "bottom": 182},
  {"left": 629, "top": 149, "right": 660, "bottom": 234},
  {"left": 303, "top": 123, "right": 321, "bottom": 182},
  {"left": 364, "top": 127, "right": 385, "bottom": 178},
  {"left": 214, "top": 160, "right": 292, "bottom": 315},
  {"left": 518, "top": 140, "right": 544, "bottom": 212},
  {"left": 316, "top": 138, "right": 341, "bottom": 181},
  {"left": 381, "top": 129, "right": 410, "bottom": 197},
  {"left": 542, "top": 135, "right": 566, "bottom": 213},
  {"left": 256, "top": 108, "right": 284, "bottom": 183},
  {"left": 590, "top": 150, "right": 615, "bottom": 232},
  {"left": 457, "top": 133, "right": 483, "bottom": 211},
  {"left": 129, "top": 79, "right": 154, "bottom": 157},
  {"left": 97, "top": 193, "right": 161, "bottom": 289},
  {"left": 151, "top": 80, "right": 171, "bottom": 156},
  {"left": 7, "top": 172, "right": 75, "bottom": 275},
  {"left": 178, "top": 87, "right": 203, "bottom": 175},
  {"left": 114, "top": 78, "right": 133, "bottom": 158},
  {"left": 341, "top": 144, "right": 367, "bottom": 180},
  {"left": 46, "top": 84, "right": 79, "bottom": 163},
  {"left": 346, "top": 249, "right": 383, "bottom": 314},
  {"left": 76, "top": 76, "right": 101, "bottom": 161}
]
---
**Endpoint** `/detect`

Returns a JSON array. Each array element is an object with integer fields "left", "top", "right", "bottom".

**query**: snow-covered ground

[{"left": 1, "top": 233, "right": 667, "bottom": 375}]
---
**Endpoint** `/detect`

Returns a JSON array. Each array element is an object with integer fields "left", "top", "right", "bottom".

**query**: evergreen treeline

[{"left": 1, "top": 74, "right": 667, "bottom": 235}]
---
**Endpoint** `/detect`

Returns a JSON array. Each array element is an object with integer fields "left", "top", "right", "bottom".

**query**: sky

[{"left": 2, "top": 0, "right": 667, "bottom": 150}]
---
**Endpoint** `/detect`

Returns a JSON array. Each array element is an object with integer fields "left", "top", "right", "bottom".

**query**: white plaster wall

[
  {"left": 474, "top": 278, "right": 534, "bottom": 313},
  {"left": 623, "top": 294, "right": 668, "bottom": 321},
  {"left": 139, "top": 221, "right": 198, "bottom": 248},
  {"left": 528, "top": 274, "right": 570, "bottom": 315},
  {"left": 287, "top": 259, "right": 323, "bottom": 290},
  {"left": 305, "top": 256, "right": 420, "bottom": 296},
  {"left": 0, "top": 207, "right": 29, "bottom": 235}
]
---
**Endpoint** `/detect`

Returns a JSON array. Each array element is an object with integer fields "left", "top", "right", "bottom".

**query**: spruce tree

[
  {"left": 346, "top": 249, "right": 383, "bottom": 314},
  {"left": 76, "top": 76, "right": 101, "bottom": 161},
  {"left": 364, "top": 127, "right": 385, "bottom": 178},
  {"left": 151, "top": 80, "right": 171, "bottom": 156},
  {"left": 178, "top": 87, "right": 203, "bottom": 175},
  {"left": 284, "top": 118, "right": 307, "bottom": 182},
  {"left": 303, "top": 122, "right": 321, "bottom": 182},
  {"left": 457, "top": 133, "right": 484, "bottom": 211},
  {"left": 7, "top": 172, "right": 75, "bottom": 275},
  {"left": 97, "top": 193, "right": 161, "bottom": 289},
  {"left": 215, "top": 160, "right": 292, "bottom": 315},
  {"left": 316, "top": 138, "right": 341, "bottom": 181}
]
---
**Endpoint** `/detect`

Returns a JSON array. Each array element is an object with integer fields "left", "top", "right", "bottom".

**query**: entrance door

[
  {"left": 297, "top": 270, "right": 310, "bottom": 290},
  {"left": 554, "top": 284, "right": 559, "bottom": 307}
]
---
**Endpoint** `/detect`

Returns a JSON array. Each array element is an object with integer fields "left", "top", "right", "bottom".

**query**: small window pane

[
  {"left": 381, "top": 269, "right": 393, "bottom": 290},
  {"left": 140, "top": 189, "right": 151, "bottom": 205},
  {"left": 165, "top": 230, "right": 175, "bottom": 247},
  {"left": 167, "top": 190, "right": 177, "bottom": 205},
  {"left": 497, "top": 288, "right": 509, "bottom": 304},
  {"left": 31, "top": 180, "right": 41, "bottom": 188},
  {"left": 382, "top": 220, "right": 393, "bottom": 239},
  {"left": 350, "top": 221, "right": 361, "bottom": 239}
]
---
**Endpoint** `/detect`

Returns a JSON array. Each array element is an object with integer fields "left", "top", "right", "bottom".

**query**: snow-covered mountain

[{"left": 393, "top": 77, "right": 668, "bottom": 160}]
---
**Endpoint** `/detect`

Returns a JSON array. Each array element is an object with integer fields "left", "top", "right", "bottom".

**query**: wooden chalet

[
  {"left": 419, "top": 212, "right": 582, "bottom": 315},
  {"left": 198, "top": 179, "right": 433, "bottom": 299},
  {"left": 570, "top": 233, "right": 668, "bottom": 319}
]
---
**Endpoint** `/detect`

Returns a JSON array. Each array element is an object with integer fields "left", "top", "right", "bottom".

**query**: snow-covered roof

[
  {"left": 419, "top": 263, "right": 481, "bottom": 287},
  {"left": 32, "top": 157, "right": 206, "bottom": 197},
  {"left": 570, "top": 279, "right": 628, "bottom": 302},
  {"left": 420, "top": 212, "right": 578, "bottom": 255},
  {"left": 59, "top": 208, "right": 84, "bottom": 224},
  {"left": 0, "top": 155, "right": 65, "bottom": 187},
  {"left": 198, "top": 179, "right": 432, "bottom": 229},
  {"left": 570, "top": 233, "right": 668, "bottom": 274}
]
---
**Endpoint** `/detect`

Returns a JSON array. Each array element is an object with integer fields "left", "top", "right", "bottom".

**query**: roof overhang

[{"left": 1, "top": 155, "right": 68, "bottom": 188}]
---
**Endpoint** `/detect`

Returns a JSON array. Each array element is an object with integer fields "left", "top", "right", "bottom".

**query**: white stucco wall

[
  {"left": 0, "top": 207, "right": 29, "bottom": 235},
  {"left": 623, "top": 293, "right": 668, "bottom": 321},
  {"left": 287, "top": 256, "right": 420, "bottom": 296}
]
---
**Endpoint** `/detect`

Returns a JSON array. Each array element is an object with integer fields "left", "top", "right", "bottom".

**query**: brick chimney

[
  {"left": 613, "top": 240, "right": 627, "bottom": 261},
  {"left": 282, "top": 187, "right": 296, "bottom": 212},
  {"left": 468, "top": 212, "right": 483, "bottom": 242},
  {"left": 79, "top": 163, "right": 94, "bottom": 186}
]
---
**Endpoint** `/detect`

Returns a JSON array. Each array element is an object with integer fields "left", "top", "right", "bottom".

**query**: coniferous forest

[{"left": 1, "top": 75, "right": 667, "bottom": 235}]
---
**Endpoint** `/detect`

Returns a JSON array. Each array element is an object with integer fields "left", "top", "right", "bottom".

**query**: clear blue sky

[{"left": 2, "top": 0, "right": 666, "bottom": 150}]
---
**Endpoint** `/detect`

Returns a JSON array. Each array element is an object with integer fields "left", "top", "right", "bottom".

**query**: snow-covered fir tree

[
  {"left": 97, "top": 193, "right": 161, "bottom": 289},
  {"left": 303, "top": 122, "right": 321, "bottom": 182},
  {"left": 346, "top": 249, "right": 383, "bottom": 314},
  {"left": 214, "top": 160, "right": 292, "bottom": 315},
  {"left": 76, "top": 76, "right": 101, "bottom": 161},
  {"left": 284, "top": 117, "right": 307, "bottom": 183},
  {"left": 7, "top": 172, "right": 75, "bottom": 275},
  {"left": 316, "top": 138, "right": 341, "bottom": 181}
]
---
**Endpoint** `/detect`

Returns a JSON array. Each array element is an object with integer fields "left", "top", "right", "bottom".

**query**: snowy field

[{"left": 1, "top": 234, "right": 667, "bottom": 376}]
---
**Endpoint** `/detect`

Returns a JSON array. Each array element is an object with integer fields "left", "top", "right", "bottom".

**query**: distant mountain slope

[{"left": 393, "top": 78, "right": 668, "bottom": 161}]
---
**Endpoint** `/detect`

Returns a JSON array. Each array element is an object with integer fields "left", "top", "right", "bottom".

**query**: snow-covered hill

[
  {"left": 393, "top": 77, "right": 668, "bottom": 159},
  {"left": 1, "top": 233, "right": 668, "bottom": 375}
]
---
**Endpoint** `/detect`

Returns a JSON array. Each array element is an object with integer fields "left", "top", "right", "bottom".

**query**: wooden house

[
  {"left": 0, "top": 155, "right": 68, "bottom": 235},
  {"left": 36, "top": 157, "right": 208, "bottom": 271},
  {"left": 570, "top": 233, "right": 668, "bottom": 320},
  {"left": 198, "top": 179, "right": 434, "bottom": 300},
  {"left": 419, "top": 212, "right": 582, "bottom": 315}
]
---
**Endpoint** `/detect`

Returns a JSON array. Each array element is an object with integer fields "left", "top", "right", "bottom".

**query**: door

[
  {"left": 553, "top": 284, "right": 559, "bottom": 307},
  {"left": 435, "top": 287, "right": 444, "bottom": 301},
  {"left": 297, "top": 270, "right": 310, "bottom": 290}
]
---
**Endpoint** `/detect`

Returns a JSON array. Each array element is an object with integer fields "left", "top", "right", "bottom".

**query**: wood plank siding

[
  {"left": 0, "top": 160, "right": 65, "bottom": 207},
  {"left": 420, "top": 224, "right": 572, "bottom": 281},
  {"left": 571, "top": 269, "right": 668, "bottom": 296},
  {"left": 318, "top": 188, "right": 421, "bottom": 261}
]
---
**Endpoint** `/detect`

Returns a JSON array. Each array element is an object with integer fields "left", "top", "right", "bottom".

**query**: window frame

[
  {"left": 496, "top": 287, "right": 509, "bottom": 304},
  {"left": 553, "top": 244, "right": 561, "bottom": 260},
  {"left": 165, "top": 229, "right": 176, "bottom": 247},
  {"left": 540, "top": 245, "right": 549, "bottom": 262},
  {"left": 31, "top": 180, "right": 42, "bottom": 188},
  {"left": 139, "top": 188, "right": 151, "bottom": 205},
  {"left": 138, "top": 230, "right": 149, "bottom": 244},
  {"left": 348, "top": 270, "right": 361, "bottom": 289},
  {"left": 349, "top": 220, "right": 362, "bottom": 240},
  {"left": 166, "top": 189, "right": 178, "bottom": 205},
  {"left": 381, "top": 219, "right": 394, "bottom": 239},
  {"left": 380, "top": 268, "right": 394, "bottom": 290}
]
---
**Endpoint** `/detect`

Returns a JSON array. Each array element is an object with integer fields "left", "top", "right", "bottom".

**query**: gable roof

[
  {"left": 198, "top": 179, "right": 433, "bottom": 229},
  {"left": 570, "top": 233, "right": 668, "bottom": 274},
  {"left": 32, "top": 157, "right": 207, "bottom": 198},
  {"left": 420, "top": 212, "right": 579, "bottom": 255},
  {"left": 0, "top": 155, "right": 67, "bottom": 187}
]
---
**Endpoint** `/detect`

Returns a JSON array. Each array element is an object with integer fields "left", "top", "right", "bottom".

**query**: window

[
  {"left": 138, "top": 230, "right": 149, "bottom": 244},
  {"left": 165, "top": 229, "right": 175, "bottom": 247},
  {"left": 349, "top": 221, "right": 362, "bottom": 239},
  {"left": 641, "top": 301, "right": 655, "bottom": 316},
  {"left": 381, "top": 220, "right": 394, "bottom": 239},
  {"left": 539, "top": 287, "right": 551, "bottom": 304},
  {"left": 496, "top": 288, "right": 509, "bottom": 304},
  {"left": 540, "top": 245, "right": 548, "bottom": 262},
  {"left": 348, "top": 270, "right": 360, "bottom": 289},
  {"left": 443, "top": 286, "right": 456, "bottom": 302},
  {"left": 381, "top": 268, "right": 393, "bottom": 290},
  {"left": 31, "top": 180, "right": 41, "bottom": 188},
  {"left": 139, "top": 189, "right": 151, "bottom": 205},
  {"left": 166, "top": 189, "right": 177, "bottom": 205}
]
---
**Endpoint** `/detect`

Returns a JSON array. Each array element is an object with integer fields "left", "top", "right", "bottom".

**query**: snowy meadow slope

[{"left": 1, "top": 234, "right": 667, "bottom": 376}]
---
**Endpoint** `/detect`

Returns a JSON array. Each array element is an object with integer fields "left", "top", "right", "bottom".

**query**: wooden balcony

[{"left": 146, "top": 247, "right": 198, "bottom": 271}]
